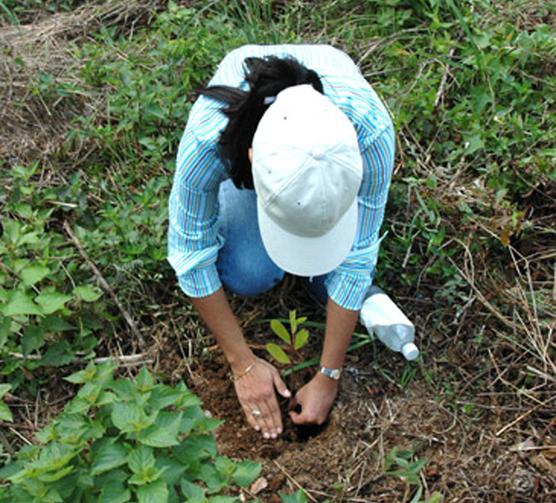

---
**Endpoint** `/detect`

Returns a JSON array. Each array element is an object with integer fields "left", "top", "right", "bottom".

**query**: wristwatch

[{"left": 319, "top": 366, "right": 342, "bottom": 380}]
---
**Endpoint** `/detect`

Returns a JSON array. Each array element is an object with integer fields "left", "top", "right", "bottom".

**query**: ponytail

[{"left": 198, "top": 55, "right": 324, "bottom": 189}]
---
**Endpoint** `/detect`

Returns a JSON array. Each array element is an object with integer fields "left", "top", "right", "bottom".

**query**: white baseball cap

[{"left": 252, "top": 84, "right": 363, "bottom": 276}]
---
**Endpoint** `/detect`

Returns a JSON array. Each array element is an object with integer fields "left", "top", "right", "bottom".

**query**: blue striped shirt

[{"left": 168, "top": 44, "right": 395, "bottom": 310}]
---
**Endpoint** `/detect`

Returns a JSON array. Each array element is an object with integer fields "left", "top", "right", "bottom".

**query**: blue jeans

[{"left": 216, "top": 180, "right": 328, "bottom": 302}]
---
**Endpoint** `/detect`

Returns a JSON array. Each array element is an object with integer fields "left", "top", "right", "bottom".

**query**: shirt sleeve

[
  {"left": 325, "top": 125, "right": 396, "bottom": 310},
  {"left": 167, "top": 129, "right": 226, "bottom": 298}
]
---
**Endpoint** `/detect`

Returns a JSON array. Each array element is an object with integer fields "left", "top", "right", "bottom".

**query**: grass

[{"left": 0, "top": 0, "right": 555, "bottom": 501}]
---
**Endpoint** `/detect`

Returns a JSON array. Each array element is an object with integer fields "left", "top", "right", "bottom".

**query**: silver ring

[{"left": 251, "top": 409, "right": 262, "bottom": 418}]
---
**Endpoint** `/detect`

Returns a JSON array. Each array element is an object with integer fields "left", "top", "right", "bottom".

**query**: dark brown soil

[{"left": 187, "top": 338, "right": 554, "bottom": 502}]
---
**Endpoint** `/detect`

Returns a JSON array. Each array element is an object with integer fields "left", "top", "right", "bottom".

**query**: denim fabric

[
  {"left": 216, "top": 180, "right": 330, "bottom": 300},
  {"left": 216, "top": 180, "right": 285, "bottom": 296}
]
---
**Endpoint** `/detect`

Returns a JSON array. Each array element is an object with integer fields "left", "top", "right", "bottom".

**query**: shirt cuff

[
  {"left": 177, "top": 264, "right": 222, "bottom": 298},
  {"left": 325, "top": 270, "right": 374, "bottom": 311}
]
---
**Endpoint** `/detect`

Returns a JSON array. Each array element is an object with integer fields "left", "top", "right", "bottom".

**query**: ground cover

[{"left": 0, "top": 0, "right": 554, "bottom": 501}]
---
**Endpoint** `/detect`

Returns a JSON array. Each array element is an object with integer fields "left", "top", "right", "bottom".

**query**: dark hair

[{"left": 198, "top": 55, "right": 323, "bottom": 189}]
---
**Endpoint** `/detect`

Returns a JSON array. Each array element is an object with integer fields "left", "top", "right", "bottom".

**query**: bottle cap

[{"left": 401, "top": 342, "right": 419, "bottom": 361}]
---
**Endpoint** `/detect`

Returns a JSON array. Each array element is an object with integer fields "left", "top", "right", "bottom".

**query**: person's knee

[{"left": 221, "top": 256, "right": 284, "bottom": 296}]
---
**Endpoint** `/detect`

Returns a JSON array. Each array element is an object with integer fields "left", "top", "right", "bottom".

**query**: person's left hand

[{"left": 288, "top": 372, "right": 339, "bottom": 425}]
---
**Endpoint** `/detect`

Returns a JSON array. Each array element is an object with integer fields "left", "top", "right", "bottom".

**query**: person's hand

[
  {"left": 289, "top": 372, "right": 338, "bottom": 425},
  {"left": 232, "top": 357, "right": 291, "bottom": 439}
]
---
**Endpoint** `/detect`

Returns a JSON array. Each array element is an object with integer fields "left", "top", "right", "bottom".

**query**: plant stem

[{"left": 282, "top": 337, "right": 372, "bottom": 376}]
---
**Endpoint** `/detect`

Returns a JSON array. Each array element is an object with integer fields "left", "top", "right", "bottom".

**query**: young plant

[
  {"left": 383, "top": 446, "right": 443, "bottom": 503},
  {"left": 265, "top": 310, "right": 310, "bottom": 366},
  {"left": 0, "top": 361, "right": 261, "bottom": 503}
]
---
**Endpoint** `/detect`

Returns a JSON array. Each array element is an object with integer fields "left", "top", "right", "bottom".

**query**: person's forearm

[
  {"left": 190, "top": 288, "right": 255, "bottom": 373},
  {"left": 320, "top": 298, "right": 359, "bottom": 369}
]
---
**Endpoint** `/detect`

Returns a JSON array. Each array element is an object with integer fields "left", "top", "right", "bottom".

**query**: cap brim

[{"left": 257, "top": 198, "right": 358, "bottom": 277}]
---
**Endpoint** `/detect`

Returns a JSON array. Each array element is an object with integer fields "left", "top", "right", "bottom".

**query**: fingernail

[
  {"left": 255, "top": 426, "right": 260, "bottom": 431},
  {"left": 277, "top": 427, "right": 282, "bottom": 434},
  {"left": 271, "top": 433, "right": 277, "bottom": 439},
  {"left": 284, "top": 390, "right": 291, "bottom": 397},
  {"left": 263, "top": 432, "right": 269, "bottom": 439}
]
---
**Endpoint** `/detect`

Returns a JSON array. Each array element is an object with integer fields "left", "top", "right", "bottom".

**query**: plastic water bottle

[{"left": 360, "top": 286, "right": 420, "bottom": 361}]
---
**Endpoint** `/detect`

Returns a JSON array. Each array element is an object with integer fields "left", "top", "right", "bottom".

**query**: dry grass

[{"left": 0, "top": 0, "right": 162, "bottom": 167}]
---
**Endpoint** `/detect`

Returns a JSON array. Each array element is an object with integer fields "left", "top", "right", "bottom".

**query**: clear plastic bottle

[{"left": 360, "top": 286, "right": 419, "bottom": 361}]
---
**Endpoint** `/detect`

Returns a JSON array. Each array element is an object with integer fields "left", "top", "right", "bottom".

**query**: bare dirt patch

[{"left": 184, "top": 308, "right": 555, "bottom": 502}]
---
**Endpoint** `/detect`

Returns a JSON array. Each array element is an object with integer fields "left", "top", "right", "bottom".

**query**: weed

[
  {"left": 0, "top": 165, "right": 109, "bottom": 392},
  {"left": 0, "top": 362, "right": 260, "bottom": 502},
  {"left": 383, "top": 445, "right": 443, "bottom": 503}
]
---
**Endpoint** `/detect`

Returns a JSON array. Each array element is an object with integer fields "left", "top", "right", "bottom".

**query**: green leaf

[
  {"left": 99, "top": 480, "right": 131, "bottom": 503},
  {"left": 137, "top": 412, "right": 182, "bottom": 448},
  {"left": 0, "top": 316, "right": 10, "bottom": 349},
  {"left": 64, "top": 361, "right": 96, "bottom": 384},
  {"left": 280, "top": 489, "right": 308, "bottom": 503},
  {"left": 179, "top": 404, "right": 205, "bottom": 434},
  {"left": 1, "top": 290, "right": 42, "bottom": 317},
  {"left": 22, "top": 325, "right": 44, "bottom": 355},
  {"left": 294, "top": 329, "right": 309, "bottom": 351},
  {"left": 155, "top": 456, "right": 186, "bottom": 486},
  {"left": 148, "top": 385, "right": 186, "bottom": 410},
  {"left": 39, "top": 341, "right": 75, "bottom": 367},
  {"left": 265, "top": 343, "right": 291, "bottom": 364},
  {"left": 464, "top": 133, "right": 484, "bottom": 155},
  {"left": 35, "top": 291, "right": 72, "bottom": 315},
  {"left": 210, "top": 497, "right": 240, "bottom": 503},
  {"left": 423, "top": 492, "right": 444, "bottom": 503},
  {"left": 232, "top": 460, "right": 261, "bottom": 487},
  {"left": 0, "top": 402, "right": 13, "bottom": 422},
  {"left": 0, "top": 384, "right": 11, "bottom": 399},
  {"left": 20, "top": 265, "right": 50, "bottom": 286},
  {"left": 180, "top": 479, "right": 205, "bottom": 500},
  {"left": 271, "top": 320, "right": 291, "bottom": 344},
  {"left": 137, "top": 479, "right": 168, "bottom": 503},
  {"left": 197, "top": 463, "right": 226, "bottom": 493},
  {"left": 136, "top": 366, "right": 154, "bottom": 392},
  {"left": 91, "top": 438, "right": 128, "bottom": 476},
  {"left": 128, "top": 446, "right": 156, "bottom": 474},
  {"left": 173, "top": 434, "right": 217, "bottom": 467},
  {"left": 289, "top": 310, "right": 297, "bottom": 334},
  {"left": 37, "top": 465, "right": 74, "bottom": 482},
  {"left": 73, "top": 285, "right": 103, "bottom": 302},
  {"left": 215, "top": 455, "right": 234, "bottom": 477},
  {"left": 111, "top": 402, "right": 153, "bottom": 433}
]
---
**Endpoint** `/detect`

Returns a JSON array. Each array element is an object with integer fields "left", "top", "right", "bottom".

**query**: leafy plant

[
  {"left": 0, "top": 384, "right": 13, "bottom": 423},
  {"left": 383, "top": 446, "right": 443, "bottom": 503},
  {"left": 279, "top": 489, "right": 308, "bottom": 503},
  {"left": 0, "top": 361, "right": 260, "bottom": 502},
  {"left": 0, "top": 164, "right": 109, "bottom": 392},
  {"left": 265, "top": 310, "right": 309, "bottom": 366}
]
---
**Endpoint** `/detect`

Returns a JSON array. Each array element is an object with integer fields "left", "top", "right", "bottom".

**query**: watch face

[
  {"left": 330, "top": 369, "right": 341, "bottom": 379},
  {"left": 320, "top": 367, "right": 341, "bottom": 380}
]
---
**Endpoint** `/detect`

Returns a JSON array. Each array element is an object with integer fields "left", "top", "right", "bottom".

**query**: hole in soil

[
  {"left": 281, "top": 414, "right": 331, "bottom": 443},
  {"left": 292, "top": 422, "right": 329, "bottom": 441}
]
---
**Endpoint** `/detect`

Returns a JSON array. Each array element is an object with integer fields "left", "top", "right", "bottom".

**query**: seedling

[
  {"left": 383, "top": 446, "right": 443, "bottom": 502},
  {"left": 265, "top": 310, "right": 310, "bottom": 366}
]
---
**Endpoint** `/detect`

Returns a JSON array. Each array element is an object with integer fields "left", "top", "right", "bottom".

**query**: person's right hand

[{"left": 232, "top": 357, "right": 291, "bottom": 439}]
